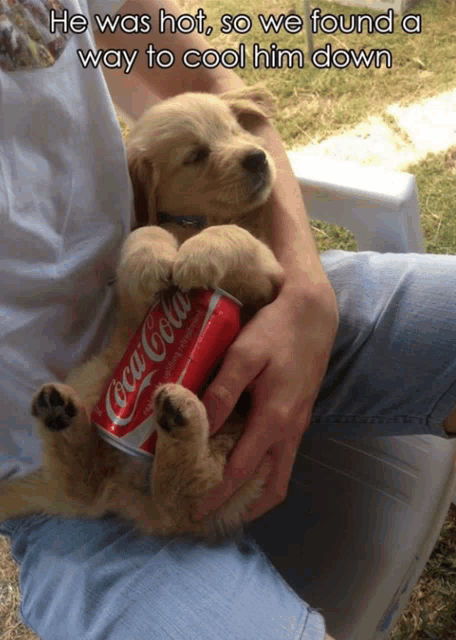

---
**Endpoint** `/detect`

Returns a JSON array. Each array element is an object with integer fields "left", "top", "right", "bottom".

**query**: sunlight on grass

[{"left": 183, "top": 0, "right": 456, "bottom": 147}]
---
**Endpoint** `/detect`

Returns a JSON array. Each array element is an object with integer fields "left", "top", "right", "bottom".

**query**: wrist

[
  {"left": 208, "top": 72, "right": 246, "bottom": 95},
  {"left": 280, "top": 276, "right": 339, "bottom": 331}
]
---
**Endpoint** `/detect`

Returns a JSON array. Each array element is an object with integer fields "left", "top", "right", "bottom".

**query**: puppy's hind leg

[
  {"left": 0, "top": 383, "right": 101, "bottom": 522},
  {"left": 93, "top": 384, "right": 224, "bottom": 538},
  {"left": 32, "top": 383, "right": 94, "bottom": 450},
  {"left": 30, "top": 383, "right": 100, "bottom": 507},
  {"left": 0, "top": 468, "right": 55, "bottom": 521},
  {"left": 150, "top": 384, "right": 227, "bottom": 532}
]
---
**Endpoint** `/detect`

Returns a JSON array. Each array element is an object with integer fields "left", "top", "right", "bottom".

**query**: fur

[{"left": 0, "top": 87, "right": 288, "bottom": 542}]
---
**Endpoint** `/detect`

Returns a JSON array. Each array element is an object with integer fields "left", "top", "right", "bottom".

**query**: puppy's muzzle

[
  {"left": 242, "top": 150, "right": 270, "bottom": 196},
  {"left": 242, "top": 150, "right": 267, "bottom": 173}
]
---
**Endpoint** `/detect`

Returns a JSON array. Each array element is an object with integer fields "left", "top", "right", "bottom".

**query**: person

[{"left": 0, "top": 1, "right": 455, "bottom": 639}]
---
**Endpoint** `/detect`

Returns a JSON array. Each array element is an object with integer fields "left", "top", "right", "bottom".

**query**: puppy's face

[{"left": 127, "top": 90, "right": 276, "bottom": 227}]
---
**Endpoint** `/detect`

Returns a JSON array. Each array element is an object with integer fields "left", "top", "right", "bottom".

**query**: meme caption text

[{"left": 51, "top": 8, "right": 422, "bottom": 73}]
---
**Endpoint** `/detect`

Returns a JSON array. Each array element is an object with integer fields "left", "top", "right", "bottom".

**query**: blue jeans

[{"left": 2, "top": 250, "right": 456, "bottom": 640}]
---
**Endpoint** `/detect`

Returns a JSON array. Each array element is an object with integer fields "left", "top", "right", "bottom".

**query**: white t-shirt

[{"left": 0, "top": 0, "right": 132, "bottom": 480}]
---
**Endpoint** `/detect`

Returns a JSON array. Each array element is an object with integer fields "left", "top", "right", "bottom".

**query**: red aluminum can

[{"left": 91, "top": 287, "right": 242, "bottom": 459}]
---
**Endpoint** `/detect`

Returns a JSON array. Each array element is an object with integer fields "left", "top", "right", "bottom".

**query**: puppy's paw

[
  {"left": 118, "top": 227, "right": 178, "bottom": 303},
  {"left": 31, "top": 383, "right": 78, "bottom": 432},
  {"left": 172, "top": 234, "right": 226, "bottom": 291},
  {"left": 153, "top": 383, "right": 209, "bottom": 442},
  {"left": 172, "top": 226, "right": 284, "bottom": 304},
  {"left": 120, "top": 248, "right": 175, "bottom": 301},
  {"left": 172, "top": 226, "right": 251, "bottom": 291}
]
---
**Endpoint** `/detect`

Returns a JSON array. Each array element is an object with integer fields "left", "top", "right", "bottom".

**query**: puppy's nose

[{"left": 242, "top": 150, "right": 267, "bottom": 173}]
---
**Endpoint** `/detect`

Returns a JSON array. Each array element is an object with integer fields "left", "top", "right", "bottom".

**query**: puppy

[{"left": 0, "top": 87, "right": 285, "bottom": 540}]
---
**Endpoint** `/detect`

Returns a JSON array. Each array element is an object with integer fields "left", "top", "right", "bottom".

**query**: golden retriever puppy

[{"left": 0, "top": 87, "right": 285, "bottom": 541}]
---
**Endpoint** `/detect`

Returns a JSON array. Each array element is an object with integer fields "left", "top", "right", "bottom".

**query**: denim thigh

[
  {"left": 247, "top": 250, "right": 456, "bottom": 620},
  {"left": 0, "top": 513, "right": 325, "bottom": 639},
  {"left": 310, "top": 250, "right": 456, "bottom": 439}
]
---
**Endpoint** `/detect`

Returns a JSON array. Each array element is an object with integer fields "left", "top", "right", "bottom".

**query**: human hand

[{"left": 195, "top": 282, "right": 339, "bottom": 523}]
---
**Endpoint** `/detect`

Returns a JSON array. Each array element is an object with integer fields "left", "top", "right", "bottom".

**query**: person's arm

[
  {"left": 95, "top": 0, "right": 243, "bottom": 102},
  {"left": 96, "top": 0, "right": 339, "bottom": 520}
]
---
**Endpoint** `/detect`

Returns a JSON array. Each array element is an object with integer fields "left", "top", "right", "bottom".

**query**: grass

[
  {"left": 415, "top": 147, "right": 456, "bottom": 255},
  {"left": 1, "top": 0, "right": 456, "bottom": 638},
  {"left": 389, "top": 505, "right": 456, "bottom": 640},
  {"left": 185, "top": 0, "right": 456, "bottom": 144},
  {"left": 0, "top": 538, "right": 36, "bottom": 640}
]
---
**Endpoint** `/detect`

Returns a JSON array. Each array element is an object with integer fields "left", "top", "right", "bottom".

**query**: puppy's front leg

[
  {"left": 172, "top": 225, "right": 284, "bottom": 305},
  {"left": 116, "top": 227, "right": 179, "bottom": 323}
]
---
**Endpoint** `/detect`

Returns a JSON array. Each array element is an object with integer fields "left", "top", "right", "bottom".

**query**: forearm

[
  {"left": 95, "top": 0, "right": 242, "bottom": 111},
  {"left": 254, "top": 122, "right": 332, "bottom": 293}
]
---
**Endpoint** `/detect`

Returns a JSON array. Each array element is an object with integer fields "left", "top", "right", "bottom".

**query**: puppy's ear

[
  {"left": 222, "top": 86, "right": 276, "bottom": 128},
  {"left": 127, "top": 149, "right": 159, "bottom": 229}
]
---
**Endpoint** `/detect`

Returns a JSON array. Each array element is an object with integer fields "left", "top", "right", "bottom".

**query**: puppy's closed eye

[{"left": 183, "top": 145, "right": 210, "bottom": 166}]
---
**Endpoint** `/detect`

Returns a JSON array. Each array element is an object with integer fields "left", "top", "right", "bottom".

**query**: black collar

[{"left": 157, "top": 211, "right": 207, "bottom": 230}]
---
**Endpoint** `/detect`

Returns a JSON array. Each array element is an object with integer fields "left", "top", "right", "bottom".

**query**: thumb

[{"left": 201, "top": 342, "right": 266, "bottom": 434}]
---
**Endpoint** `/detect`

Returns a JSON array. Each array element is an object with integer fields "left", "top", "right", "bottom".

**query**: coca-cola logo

[{"left": 104, "top": 289, "right": 192, "bottom": 427}]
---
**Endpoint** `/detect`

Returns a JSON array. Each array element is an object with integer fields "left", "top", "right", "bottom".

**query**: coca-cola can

[{"left": 91, "top": 287, "right": 242, "bottom": 459}]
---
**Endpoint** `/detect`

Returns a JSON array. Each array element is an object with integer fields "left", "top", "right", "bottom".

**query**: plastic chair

[{"left": 286, "top": 152, "right": 456, "bottom": 640}]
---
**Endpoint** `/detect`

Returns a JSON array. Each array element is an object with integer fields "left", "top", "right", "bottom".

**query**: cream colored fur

[{"left": 0, "top": 88, "right": 287, "bottom": 541}]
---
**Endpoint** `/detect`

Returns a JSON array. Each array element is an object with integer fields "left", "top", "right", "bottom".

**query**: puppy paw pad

[
  {"left": 31, "top": 384, "right": 78, "bottom": 431},
  {"left": 154, "top": 385, "right": 187, "bottom": 434}
]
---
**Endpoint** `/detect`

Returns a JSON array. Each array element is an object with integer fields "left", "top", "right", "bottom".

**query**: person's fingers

[
  {"left": 201, "top": 338, "right": 268, "bottom": 433},
  {"left": 226, "top": 368, "right": 311, "bottom": 479},
  {"left": 226, "top": 397, "right": 289, "bottom": 479},
  {"left": 194, "top": 474, "right": 244, "bottom": 521},
  {"left": 243, "top": 442, "right": 298, "bottom": 522},
  {"left": 194, "top": 449, "right": 275, "bottom": 521}
]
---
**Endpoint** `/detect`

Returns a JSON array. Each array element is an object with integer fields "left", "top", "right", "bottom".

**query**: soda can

[{"left": 91, "top": 287, "right": 242, "bottom": 459}]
